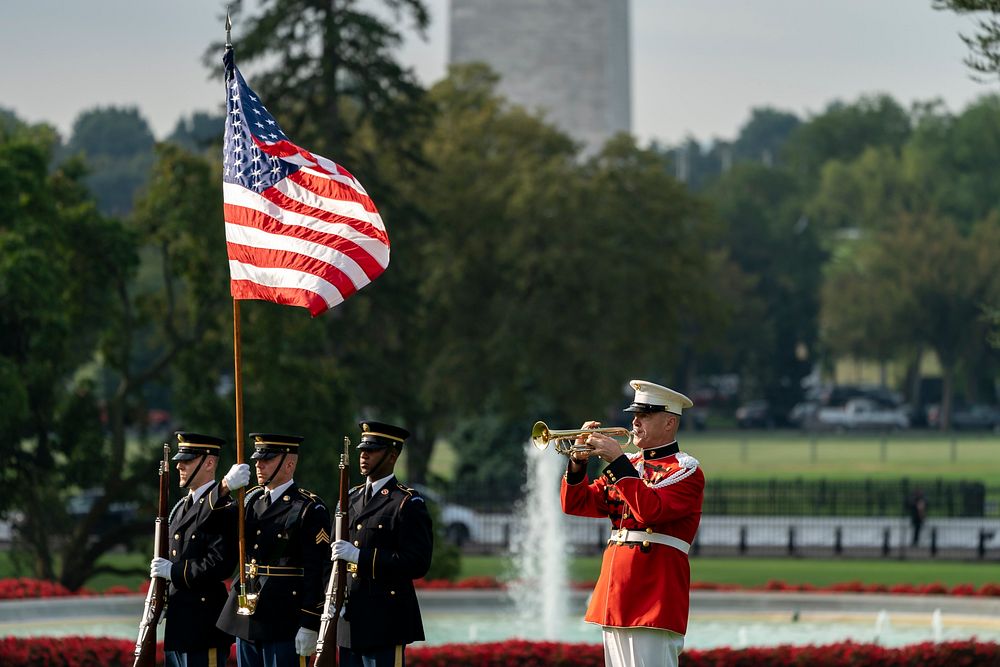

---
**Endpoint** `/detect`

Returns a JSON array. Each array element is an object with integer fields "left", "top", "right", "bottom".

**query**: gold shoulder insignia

[
  {"left": 315, "top": 528, "right": 331, "bottom": 544},
  {"left": 297, "top": 488, "right": 322, "bottom": 503}
]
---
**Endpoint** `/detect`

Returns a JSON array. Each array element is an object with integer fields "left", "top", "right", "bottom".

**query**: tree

[
  {"left": 61, "top": 106, "right": 156, "bottom": 216},
  {"left": 821, "top": 213, "right": 999, "bottom": 428},
  {"left": 705, "top": 164, "right": 823, "bottom": 416},
  {"left": 731, "top": 107, "right": 801, "bottom": 166},
  {"left": 0, "top": 121, "right": 137, "bottom": 587},
  {"left": 906, "top": 95, "right": 1000, "bottom": 227},
  {"left": 167, "top": 111, "right": 226, "bottom": 153},
  {"left": 783, "top": 95, "right": 911, "bottom": 183},
  {"left": 934, "top": 1, "right": 1000, "bottom": 79}
]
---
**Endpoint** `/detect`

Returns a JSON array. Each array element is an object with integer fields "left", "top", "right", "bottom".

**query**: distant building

[{"left": 449, "top": 0, "right": 631, "bottom": 154}]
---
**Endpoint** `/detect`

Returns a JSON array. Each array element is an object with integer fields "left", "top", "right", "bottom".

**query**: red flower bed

[
  {"left": 680, "top": 641, "right": 1000, "bottom": 666},
  {"left": 415, "top": 576, "right": 502, "bottom": 590},
  {"left": 0, "top": 637, "right": 161, "bottom": 666},
  {"left": 0, "top": 638, "right": 997, "bottom": 666},
  {"left": 0, "top": 578, "right": 81, "bottom": 600},
  {"left": 409, "top": 640, "right": 604, "bottom": 666}
]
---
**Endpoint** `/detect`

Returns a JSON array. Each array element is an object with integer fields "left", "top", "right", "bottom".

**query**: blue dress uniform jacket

[
  {"left": 217, "top": 484, "right": 332, "bottom": 642},
  {"left": 337, "top": 478, "right": 433, "bottom": 652},
  {"left": 163, "top": 481, "right": 238, "bottom": 653}
]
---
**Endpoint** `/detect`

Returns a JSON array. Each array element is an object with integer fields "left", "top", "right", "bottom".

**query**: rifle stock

[
  {"left": 315, "top": 437, "right": 351, "bottom": 667},
  {"left": 133, "top": 444, "right": 170, "bottom": 667}
]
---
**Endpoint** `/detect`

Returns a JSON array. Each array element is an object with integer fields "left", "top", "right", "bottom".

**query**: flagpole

[
  {"left": 233, "top": 299, "right": 252, "bottom": 614},
  {"left": 225, "top": 8, "right": 252, "bottom": 616}
]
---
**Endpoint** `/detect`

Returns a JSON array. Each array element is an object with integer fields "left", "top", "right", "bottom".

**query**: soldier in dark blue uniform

[
  {"left": 333, "top": 421, "right": 434, "bottom": 667},
  {"left": 149, "top": 431, "right": 249, "bottom": 667},
  {"left": 216, "top": 433, "right": 332, "bottom": 667}
]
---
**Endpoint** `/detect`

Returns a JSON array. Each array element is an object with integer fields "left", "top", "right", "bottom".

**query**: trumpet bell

[{"left": 531, "top": 421, "right": 552, "bottom": 450}]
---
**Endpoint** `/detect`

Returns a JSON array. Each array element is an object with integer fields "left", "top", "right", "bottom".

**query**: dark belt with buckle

[{"left": 245, "top": 563, "right": 305, "bottom": 577}]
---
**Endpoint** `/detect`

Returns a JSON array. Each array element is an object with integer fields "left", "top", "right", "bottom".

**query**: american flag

[{"left": 222, "top": 50, "right": 389, "bottom": 316}]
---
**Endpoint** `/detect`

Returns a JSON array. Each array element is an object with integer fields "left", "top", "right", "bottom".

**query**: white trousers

[{"left": 602, "top": 626, "right": 685, "bottom": 667}]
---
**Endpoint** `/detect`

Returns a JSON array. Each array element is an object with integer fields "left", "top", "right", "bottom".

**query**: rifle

[
  {"left": 133, "top": 444, "right": 170, "bottom": 667},
  {"left": 315, "top": 437, "right": 350, "bottom": 666}
]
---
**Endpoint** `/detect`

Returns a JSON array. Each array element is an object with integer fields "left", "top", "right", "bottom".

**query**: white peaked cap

[{"left": 624, "top": 379, "right": 694, "bottom": 415}]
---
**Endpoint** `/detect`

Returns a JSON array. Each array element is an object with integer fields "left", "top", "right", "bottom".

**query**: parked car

[
  {"left": 735, "top": 400, "right": 774, "bottom": 428},
  {"left": 66, "top": 489, "right": 139, "bottom": 540},
  {"left": 788, "top": 401, "right": 819, "bottom": 428},
  {"left": 412, "top": 484, "right": 484, "bottom": 546},
  {"left": 927, "top": 404, "right": 1000, "bottom": 431},
  {"left": 813, "top": 398, "right": 909, "bottom": 431}
]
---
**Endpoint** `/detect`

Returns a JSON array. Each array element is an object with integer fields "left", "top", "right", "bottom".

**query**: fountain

[
  {"left": 931, "top": 608, "right": 943, "bottom": 643},
  {"left": 509, "top": 441, "right": 571, "bottom": 639},
  {"left": 874, "top": 609, "right": 891, "bottom": 643}
]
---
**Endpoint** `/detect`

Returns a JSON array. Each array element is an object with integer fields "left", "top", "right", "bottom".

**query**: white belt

[{"left": 609, "top": 529, "right": 691, "bottom": 554}]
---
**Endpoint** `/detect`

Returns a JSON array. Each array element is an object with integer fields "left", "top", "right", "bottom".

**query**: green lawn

[
  {"left": 461, "top": 555, "right": 1000, "bottom": 588},
  {"left": 678, "top": 431, "right": 1000, "bottom": 480}
]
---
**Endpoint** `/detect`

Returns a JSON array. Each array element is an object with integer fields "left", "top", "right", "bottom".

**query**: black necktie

[
  {"left": 182, "top": 494, "right": 193, "bottom": 516},
  {"left": 364, "top": 484, "right": 373, "bottom": 505},
  {"left": 263, "top": 492, "right": 272, "bottom": 509}
]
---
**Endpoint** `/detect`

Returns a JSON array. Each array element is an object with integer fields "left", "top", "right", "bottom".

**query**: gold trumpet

[{"left": 531, "top": 421, "right": 634, "bottom": 456}]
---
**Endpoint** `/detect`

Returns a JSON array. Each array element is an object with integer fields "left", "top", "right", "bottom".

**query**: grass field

[
  {"left": 680, "top": 431, "right": 1000, "bottom": 480},
  {"left": 460, "top": 555, "right": 1000, "bottom": 588},
  {"left": 2, "top": 550, "right": 996, "bottom": 592}
]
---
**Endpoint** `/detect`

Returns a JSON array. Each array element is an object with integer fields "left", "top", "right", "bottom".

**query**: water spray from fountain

[
  {"left": 931, "top": 608, "right": 943, "bottom": 643},
  {"left": 874, "top": 609, "right": 891, "bottom": 643},
  {"left": 509, "top": 441, "right": 570, "bottom": 639}
]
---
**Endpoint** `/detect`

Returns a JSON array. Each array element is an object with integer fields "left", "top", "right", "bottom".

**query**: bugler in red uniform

[
  {"left": 562, "top": 445, "right": 703, "bottom": 635},
  {"left": 560, "top": 379, "right": 703, "bottom": 667}
]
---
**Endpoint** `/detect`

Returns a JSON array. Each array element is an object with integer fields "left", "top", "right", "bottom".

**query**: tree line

[{"left": 1, "top": 0, "right": 998, "bottom": 588}]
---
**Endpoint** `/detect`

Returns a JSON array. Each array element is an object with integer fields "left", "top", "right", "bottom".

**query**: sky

[{"left": 2, "top": 1, "right": 996, "bottom": 146}]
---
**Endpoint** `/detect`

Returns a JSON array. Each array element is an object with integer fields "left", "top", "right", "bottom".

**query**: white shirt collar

[
  {"left": 189, "top": 479, "right": 215, "bottom": 503},
  {"left": 367, "top": 474, "right": 395, "bottom": 496},
  {"left": 266, "top": 478, "right": 295, "bottom": 503}
]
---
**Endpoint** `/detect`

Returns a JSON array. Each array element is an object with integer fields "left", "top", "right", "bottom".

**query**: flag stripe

[
  {"left": 224, "top": 203, "right": 387, "bottom": 281},
  {"left": 286, "top": 168, "right": 381, "bottom": 218},
  {"left": 223, "top": 184, "right": 389, "bottom": 266},
  {"left": 226, "top": 240, "right": 365, "bottom": 300},
  {"left": 224, "top": 219, "right": 378, "bottom": 288},
  {"left": 228, "top": 260, "right": 345, "bottom": 313},
  {"left": 278, "top": 173, "right": 386, "bottom": 236},
  {"left": 230, "top": 280, "right": 330, "bottom": 316}
]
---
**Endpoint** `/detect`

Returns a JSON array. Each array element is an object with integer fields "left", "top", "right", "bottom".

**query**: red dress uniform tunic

[{"left": 561, "top": 444, "right": 703, "bottom": 635}]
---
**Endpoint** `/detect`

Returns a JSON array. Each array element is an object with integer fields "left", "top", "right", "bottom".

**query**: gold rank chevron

[{"left": 315, "top": 528, "right": 331, "bottom": 544}]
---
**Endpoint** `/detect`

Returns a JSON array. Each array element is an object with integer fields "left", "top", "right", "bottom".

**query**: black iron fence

[
  {"left": 701, "top": 478, "right": 990, "bottom": 517},
  {"left": 439, "top": 478, "right": 996, "bottom": 519},
  {"left": 430, "top": 478, "right": 999, "bottom": 558}
]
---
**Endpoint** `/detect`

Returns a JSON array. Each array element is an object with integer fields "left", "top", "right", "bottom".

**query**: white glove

[
  {"left": 223, "top": 463, "right": 251, "bottom": 491},
  {"left": 150, "top": 557, "right": 172, "bottom": 581},
  {"left": 331, "top": 540, "right": 359, "bottom": 564},
  {"left": 294, "top": 627, "right": 318, "bottom": 656}
]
